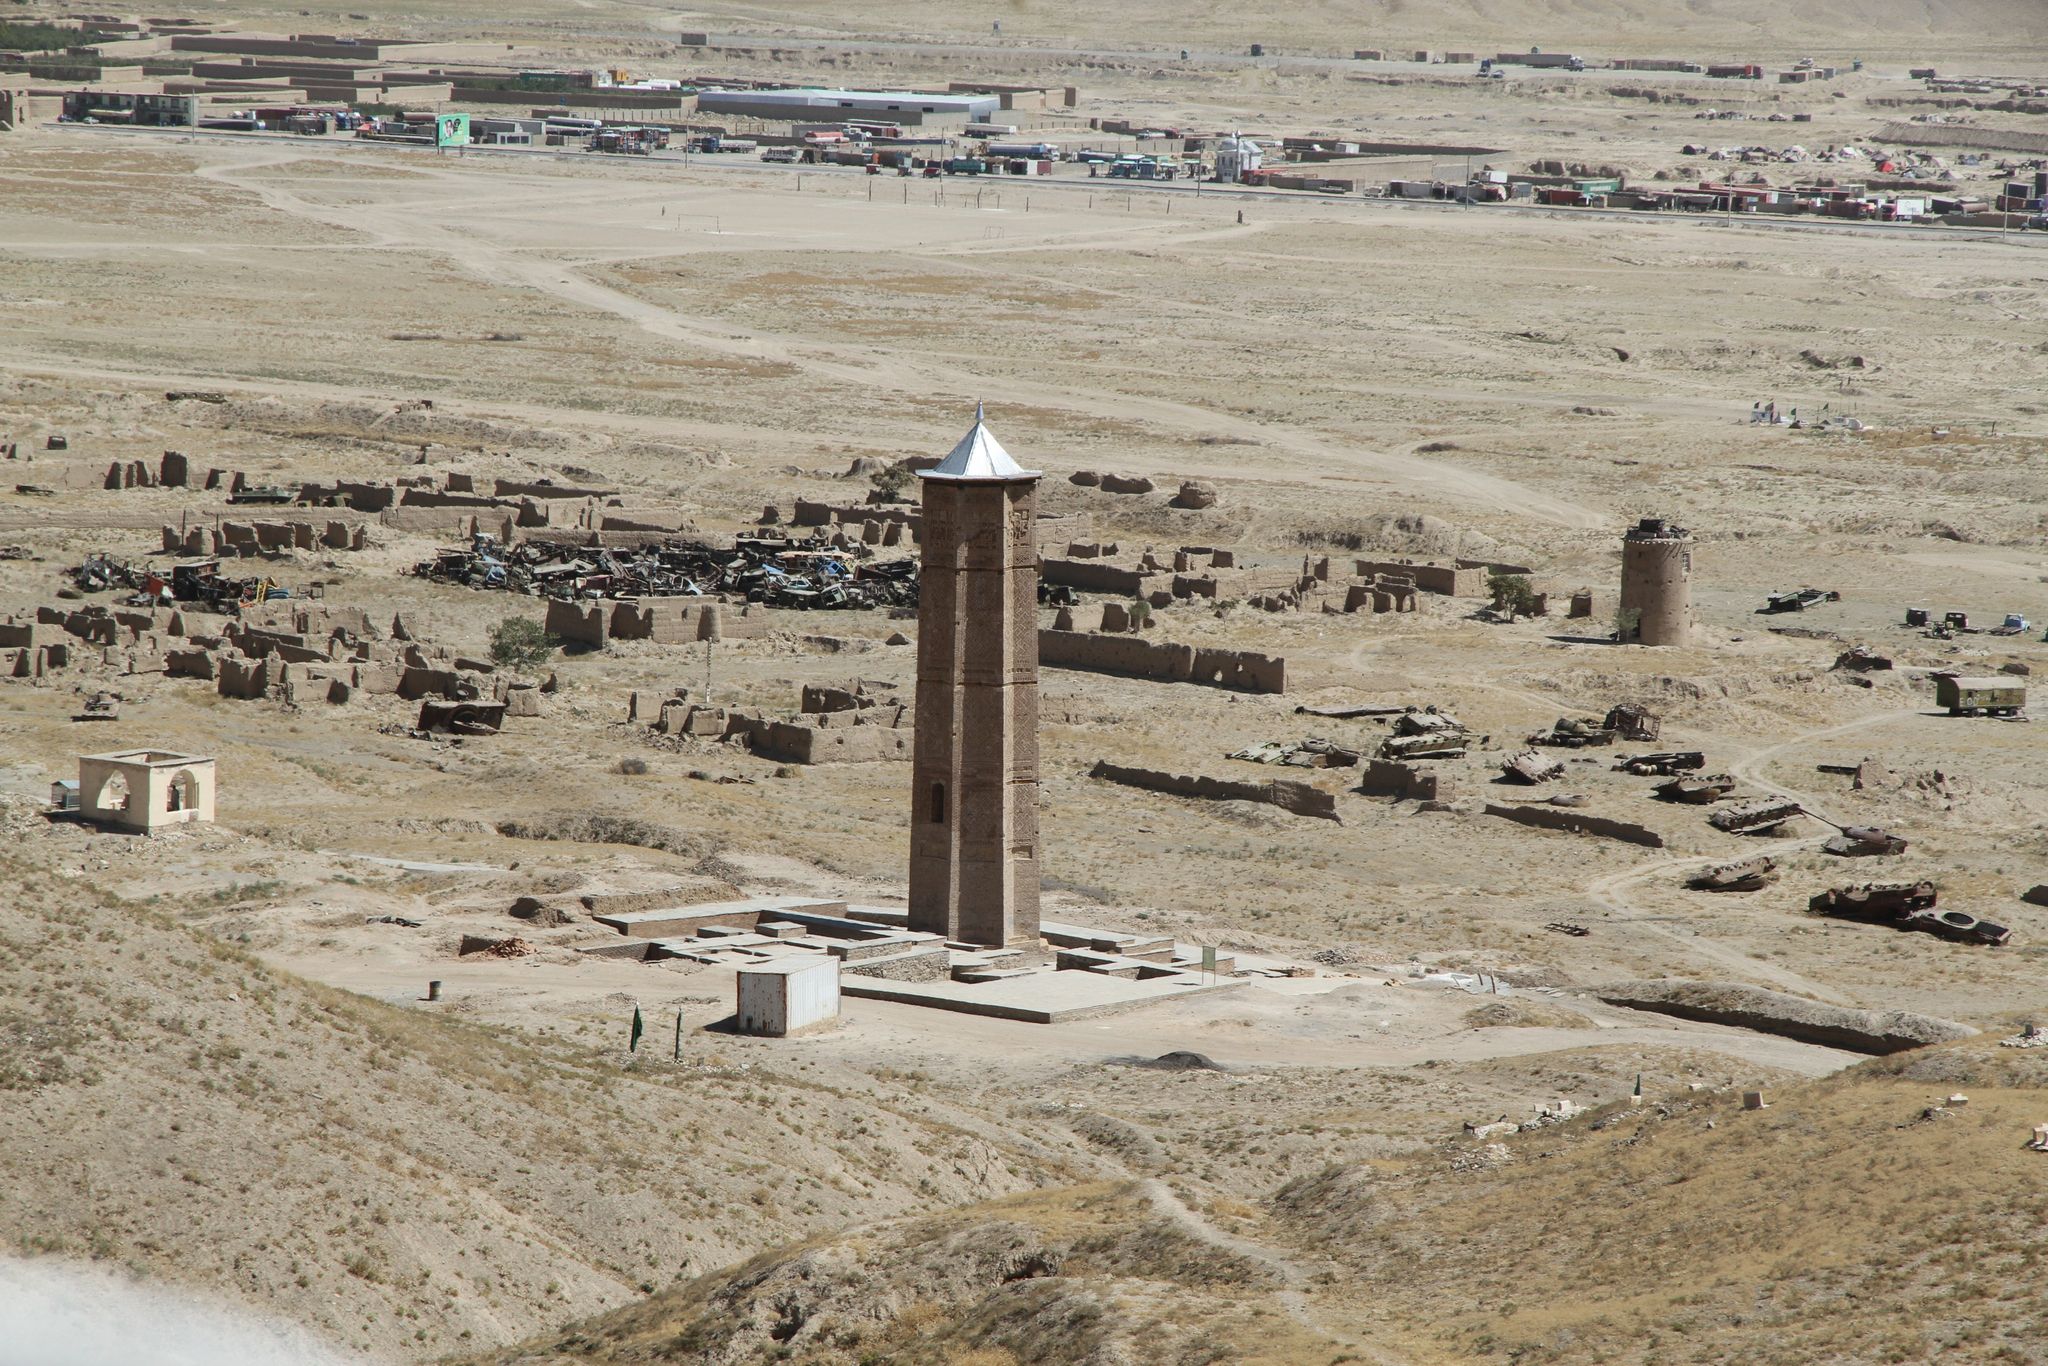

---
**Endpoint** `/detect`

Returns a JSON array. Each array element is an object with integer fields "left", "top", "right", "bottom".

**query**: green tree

[
  {"left": 1487, "top": 569, "right": 1538, "bottom": 619},
  {"left": 489, "top": 616, "right": 558, "bottom": 671},
  {"left": 869, "top": 462, "right": 913, "bottom": 501}
]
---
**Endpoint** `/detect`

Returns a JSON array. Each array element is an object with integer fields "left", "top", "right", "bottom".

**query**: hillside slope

[
  {"left": 0, "top": 803, "right": 1082, "bottom": 1361},
  {"left": 1271, "top": 1031, "right": 2048, "bottom": 1363},
  {"left": 453, "top": 1182, "right": 1348, "bottom": 1366},
  {"left": 469, "top": 1034, "right": 2048, "bottom": 1365}
]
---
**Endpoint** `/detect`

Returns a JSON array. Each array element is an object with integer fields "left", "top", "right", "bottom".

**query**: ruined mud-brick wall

[
  {"left": 1354, "top": 558, "right": 1485, "bottom": 596},
  {"left": 21, "top": 594, "right": 475, "bottom": 704},
  {"left": 493, "top": 479, "right": 616, "bottom": 501},
  {"left": 1190, "top": 646, "right": 1286, "bottom": 693},
  {"left": 398, "top": 487, "right": 505, "bottom": 510},
  {"left": 1876, "top": 119, "right": 2048, "bottom": 155},
  {"left": 1041, "top": 628, "right": 1194, "bottom": 680},
  {"left": 1171, "top": 569, "right": 1257, "bottom": 600},
  {"left": 12, "top": 606, "right": 181, "bottom": 678},
  {"left": 1482, "top": 802, "right": 1663, "bottom": 847},
  {"left": 211, "top": 656, "right": 475, "bottom": 705},
  {"left": 165, "top": 646, "right": 216, "bottom": 679},
  {"left": 1568, "top": 588, "right": 1614, "bottom": 621},
  {"left": 580, "top": 883, "right": 772, "bottom": 918},
  {"left": 609, "top": 599, "right": 769, "bottom": 644},
  {"left": 658, "top": 701, "right": 728, "bottom": 737},
  {"left": 1041, "top": 558, "right": 1167, "bottom": 596},
  {"left": 238, "top": 603, "right": 374, "bottom": 637},
  {"left": 311, "top": 481, "right": 396, "bottom": 512},
  {"left": 593, "top": 508, "right": 694, "bottom": 535},
  {"left": 164, "top": 521, "right": 365, "bottom": 557},
  {"left": 727, "top": 712, "right": 912, "bottom": 764},
  {"left": 1358, "top": 759, "right": 1438, "bottom": 800},
  {"left": 544, "top": 599, "right": 610, "bottom": 647},
  {"left": 787, "top": 500, "right": 923, "bottom": 545},
  {"left": 841, "top": 518, "right": 911, "bottom": 548},
  {"left": 792, "top": 499, "right": 918, "bottom": 526},
  {"left": 1038, "top": 629, "right": 1285, "bottom": 694},
  {"left": 37, "top": 604, "right": 182, "bottom": 646},
  {"left": 1089, "top": 760, "right": 1339, "bottom": 821},
  {"left": 379, "top": 505, "right": 468, "bottom": 533},
  {"left": 3, "top": 641, "right": 69, "bottom": 677},
  {"left": 548, "top": 598, "right": 773, "bottom": 647},
  {"left": 234, "top": 627, "right": 334, "bottom": 665},
  {"left": 806, "top": 703, "right": 908, "bottom": 729},
  {"left": 1460, "top": 557, "right": 1536, "bottom": 576}
]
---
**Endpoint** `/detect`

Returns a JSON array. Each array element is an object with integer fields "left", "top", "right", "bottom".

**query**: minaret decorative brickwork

[{"left": 907, "top": 408, "right": 1042, "bottom": 947}]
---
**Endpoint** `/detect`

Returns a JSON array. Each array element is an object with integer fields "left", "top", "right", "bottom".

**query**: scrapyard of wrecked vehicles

[
  {"left": 1333, "top": 694, "right": 2013, "bottom": 946},
  {"left": 71, "top": 553, "right": 296, "bottom": 611},
  {"left": 409, "top": 531, "right": 921, "bottom": 610}
]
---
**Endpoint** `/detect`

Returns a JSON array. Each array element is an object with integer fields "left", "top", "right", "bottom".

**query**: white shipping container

[{"left": 735, "top": 957, "right": 841, "bottom": 1036}]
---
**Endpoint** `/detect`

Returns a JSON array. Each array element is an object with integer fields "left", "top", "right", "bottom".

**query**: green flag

[
  {"left": 629, "top": 1005, "right": 644, "bottom": 1053},
  {"left": 673, "top": 1009, "right": 684, "bottom": 1062}
]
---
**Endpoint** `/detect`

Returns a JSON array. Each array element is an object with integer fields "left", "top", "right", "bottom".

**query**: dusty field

[
  {"left": 176, "top": 0, "right": 2048, "bottom": 64},
  {"left": 4, "top": 7, "right": 2048, "bottom": 1360}
]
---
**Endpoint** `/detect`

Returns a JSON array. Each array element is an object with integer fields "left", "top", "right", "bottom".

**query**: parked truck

[
  {"left": 1932, "top": 673, "right": 2026, "bottom": 717},
  {"left": 986, "top": 141, "right": 1059, "bottom": 159},
  {"left": 1501, "top": 51, "right": 1585, "bottom": 71}
]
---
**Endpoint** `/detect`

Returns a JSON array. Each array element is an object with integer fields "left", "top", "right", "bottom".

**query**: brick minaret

[{"left": 908, "top": 407, "right": 1042, "bottom": 947}]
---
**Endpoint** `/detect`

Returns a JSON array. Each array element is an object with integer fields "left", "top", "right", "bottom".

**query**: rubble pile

[{"left": 458, "top": 935, "right": 540, "bottom": 958}]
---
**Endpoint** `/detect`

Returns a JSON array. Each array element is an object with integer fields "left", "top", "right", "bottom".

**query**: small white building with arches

[{"left": 77, "top": 750, "right": 216, "bottom": 832}]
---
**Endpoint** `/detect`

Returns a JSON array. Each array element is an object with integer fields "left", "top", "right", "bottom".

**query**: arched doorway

[
  {"left": 166, "top": 769, "right": 199, "bottom": 813},
  {"left": 96, "top": 771, "right": 131, "bottom": 812}
]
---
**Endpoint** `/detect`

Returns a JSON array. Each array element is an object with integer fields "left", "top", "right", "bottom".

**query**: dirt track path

[
  {"left": 1725, "top": 707, "right": 1916, "bottom": 828},
  {"left": 1584, "top": 705, "right": 1925, "bottom": 1002},
  {"left": 1584, "top": 848, "right": 1849, "bottom": 1002},
  {"left": 169, "top": 147, "right": 1612, "bottom": 529},
  {"left": 1136, "top": 1178, "right": 1397, "bottom": 1363}
]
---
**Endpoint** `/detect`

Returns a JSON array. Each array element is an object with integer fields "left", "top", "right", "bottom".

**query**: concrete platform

[
  {"left": 593, "top": 896, "right": 844, "bottom": 938},
  {"left": 839, "top": 967, "right": 1244, "bottom": 1023}
]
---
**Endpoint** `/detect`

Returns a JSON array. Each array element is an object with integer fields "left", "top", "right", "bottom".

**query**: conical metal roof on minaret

[{"left": 920, "top": 403, "right": 1042, "bottom": 482}]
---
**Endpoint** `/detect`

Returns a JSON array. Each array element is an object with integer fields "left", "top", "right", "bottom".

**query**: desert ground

[{"left": 4, "top": 1, "right": 2048, "bottom": 1363}]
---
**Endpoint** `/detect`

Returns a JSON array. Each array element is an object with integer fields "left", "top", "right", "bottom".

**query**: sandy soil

[{"left": 3, "top": 8, "right": 2047, "bottom": 1358}]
